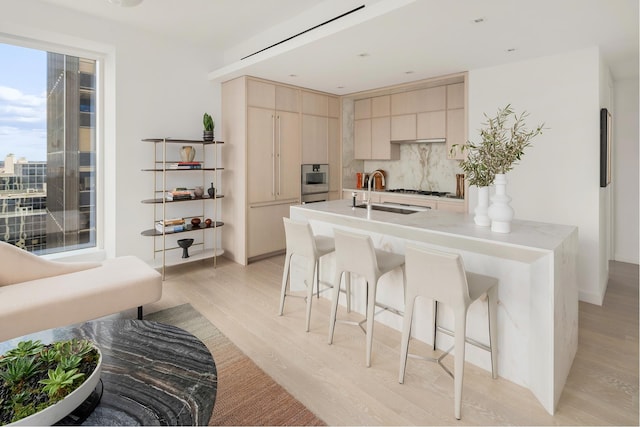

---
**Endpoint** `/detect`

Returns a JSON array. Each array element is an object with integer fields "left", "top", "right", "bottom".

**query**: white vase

[
  {"left": 488, "top": 173, "right": 514, "bottom": 233},
  {"left": 474, "top": 186, "right": 491, "bottom": 226}
]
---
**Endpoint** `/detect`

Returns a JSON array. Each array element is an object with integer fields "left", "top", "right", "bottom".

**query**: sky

[{"left": 0, "top": 43, "right": 46, "bottom": 162}]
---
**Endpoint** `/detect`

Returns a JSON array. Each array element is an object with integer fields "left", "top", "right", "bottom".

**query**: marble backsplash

[{"left": 364, "top": 143, "right": 462, "bottom": 193}]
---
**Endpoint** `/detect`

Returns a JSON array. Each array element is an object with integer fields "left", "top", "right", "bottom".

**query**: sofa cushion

[{"left": 0, "top": 241, "right": 100, "bottom": 287}]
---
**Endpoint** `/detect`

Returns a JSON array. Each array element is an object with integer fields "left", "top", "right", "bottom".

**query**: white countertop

[{"left": 292, "top": 199, "right": 577, "bottom": 263}]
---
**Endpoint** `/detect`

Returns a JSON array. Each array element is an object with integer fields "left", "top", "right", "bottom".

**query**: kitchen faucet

[{"left": 367, "top": 170, "right": 385, "bottom": 212}]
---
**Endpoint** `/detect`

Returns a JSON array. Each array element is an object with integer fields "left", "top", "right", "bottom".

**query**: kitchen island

[{"left": 289, "top": 199, "right": 578, "bottom": 415}]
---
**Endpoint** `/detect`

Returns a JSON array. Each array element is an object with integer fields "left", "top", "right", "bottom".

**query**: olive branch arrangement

[{"left": 452, "top": 104, "right": 545, "bottom": 187}]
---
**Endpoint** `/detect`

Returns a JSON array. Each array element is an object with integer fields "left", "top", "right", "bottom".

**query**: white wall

[
  {"left": 468, "top": 47, "right": 607, "bottom": 304},
  {"left": 613, "top": 78, "right": 639, "bottom": 264},
  {"left": 2, "top": 0, "right": 223, "bottom": 263}
]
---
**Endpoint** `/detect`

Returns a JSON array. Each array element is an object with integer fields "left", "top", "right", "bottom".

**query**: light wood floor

[{"left": 147, "top": 256, "right": 639, "bottom": 426}]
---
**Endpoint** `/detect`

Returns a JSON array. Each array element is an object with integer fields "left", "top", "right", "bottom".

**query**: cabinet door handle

[
  {"left": 277, "top": 115, "right": 282, "bottom": 196},
  {"left": 272, "top": 114, "right": 276, "bottom": 197}
]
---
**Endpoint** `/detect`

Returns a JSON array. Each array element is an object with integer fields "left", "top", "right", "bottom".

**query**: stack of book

[
  {"left": 166, "top": 188, "right": 192, "bottom": 201},
  {"left": 155, "top": 218, "right": 185, "bottom": 233},
  {"left": 167, "top": 162, "right": 202, "bottom": 170}
]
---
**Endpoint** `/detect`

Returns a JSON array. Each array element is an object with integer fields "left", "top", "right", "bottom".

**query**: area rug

[{"left": 145, "top": 303, "right": 326, "bottom": 426}]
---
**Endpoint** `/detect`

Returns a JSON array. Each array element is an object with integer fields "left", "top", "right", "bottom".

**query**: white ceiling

[{"left": 40, "top": 0, "right": 639, "bottom": 95}]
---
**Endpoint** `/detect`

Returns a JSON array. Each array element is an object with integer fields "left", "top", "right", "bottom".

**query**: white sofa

[{"left": 0, "top": 241, "right": 162, "bottom": 342}]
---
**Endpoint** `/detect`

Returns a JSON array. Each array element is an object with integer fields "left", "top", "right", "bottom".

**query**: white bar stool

[
  {"left": 328, "top": 228, "right": 405, "bottom": 367},
  {"left": 279, "top": 217, "right": 339, "bottom": 332},
  {"left": 398, "top": 244, "right": 498, "bottom": 420}
]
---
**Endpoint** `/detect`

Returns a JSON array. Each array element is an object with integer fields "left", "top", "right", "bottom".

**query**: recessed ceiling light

[
  {"left": 473, "top": 17, "right": 485, "bottom": 24},
  {"left": 289, "top": 74, "right": 297, "bottom": 77},
  {"left": 337, "top": 85, "right": 345, "bottom": 89},
  {"left": 405, "top": 71, "right": 414, "bottom": 74},
  {"left": 108, "top": 0, "right": 143, "bottom": 6},
  {"left": 506, "top": 48, "right": 517, "bottom": 52},
  {"left": 357, "top": 53, "right": 370, "bottom": 58}
]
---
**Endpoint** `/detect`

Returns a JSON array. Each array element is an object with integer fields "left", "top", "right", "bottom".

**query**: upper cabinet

[
  {"left": 354, "top": 95, "right": 399, "bottom": 160},
  {"left": 353, "top": 74, "right": 468, "bottom": 160},
  {"left": 446, "top": 82, "right": 467, "bottom": 160},
  {"left": 301, "top": 90, "right": 340, "bottom": 167},
  {"left": 248, "top": 79, "right": 299, "bottom": 112},
  {"left": 390, "top": 86, "right": 447, "bottom": 142}
]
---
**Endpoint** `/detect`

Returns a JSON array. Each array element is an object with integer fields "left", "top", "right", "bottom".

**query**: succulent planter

[{"left": 0, "top": 339, "right": 102, "bottom": 426}]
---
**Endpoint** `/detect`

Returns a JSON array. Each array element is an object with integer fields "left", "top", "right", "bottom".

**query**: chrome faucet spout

[{"left": 366, "top": 170, "right": 385, "bottom": 211}]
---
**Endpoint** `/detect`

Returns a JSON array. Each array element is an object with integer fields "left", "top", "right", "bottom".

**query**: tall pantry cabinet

[
  {"left": 246, "top": 80, "right": 301, "bottom": 259},
  {"left": 221, "top": 77, "right": 301, "bottom": 265}
]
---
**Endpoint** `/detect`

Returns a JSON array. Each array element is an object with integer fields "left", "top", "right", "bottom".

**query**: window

[{"left": 0, "top": 43, "right": 97, "bottom": 255}]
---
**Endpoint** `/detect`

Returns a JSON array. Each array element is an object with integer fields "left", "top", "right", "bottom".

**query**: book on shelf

[
  {"left": 165, "top": 190, "right": 192, "bottom": 201},
  {"left": 155, "top": 221, "right": 185, "bottom": 233},
  {"left": 167, "top": 162, "right": 202, "bottom": 170},
  {"left": 158, "top": 218, "right": 185, "bottom": 226}
]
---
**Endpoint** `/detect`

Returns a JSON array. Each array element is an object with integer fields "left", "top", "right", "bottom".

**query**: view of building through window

[{"left": 0, "top": 43, "right": 97, "bottom": 254}]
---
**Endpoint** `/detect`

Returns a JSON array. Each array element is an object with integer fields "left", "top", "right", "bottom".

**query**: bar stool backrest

[
  {"left": 283, "top": 218, "right": 318, "bottom": 259},
  {"left": 334, "top": 228, "right": 379, "bottom": 282},
  {"left": 405, "top": 245, "right": 471, "bottom": 309}
]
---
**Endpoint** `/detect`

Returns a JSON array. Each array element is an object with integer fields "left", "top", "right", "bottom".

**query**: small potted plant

[
  {"left": 203, "top": 113, "right": 214, "bottom": 141},
  {"left": 0, "top": 339, "right": 102, "bottom": 425},
  {"left": 452, "top": 104, "right": 544, "bottom": 231}
]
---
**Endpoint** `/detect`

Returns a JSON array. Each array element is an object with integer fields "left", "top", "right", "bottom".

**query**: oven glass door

[{"left": 301, "top": 164, "right": 329, "bottom": 195}]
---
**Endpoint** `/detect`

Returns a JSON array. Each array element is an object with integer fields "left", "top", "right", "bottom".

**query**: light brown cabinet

[
  {"left": 223, "top": 77, "right": 342, "bottom": 264},
  {"left": 354, "top": 95, "right": 398, "bottom": 160},
  {"left": 389, "top": 86, "right": 448, "bottom": 142},
  {"left": 247, "top": 201, "right": 297, "bottom": 258},
  {"left": 247, "top": 107, "right": 300, "bottom": 204},
  {"left": 391, "top": 114, "right": 416, "bottom": 141},
  {"left": 301, "top": 114, "right": 328, "bottom": 164},
  {"left": 328, "top": 117, "right": 340, "bottom": 192},
  {"left": 223, "top": 77, "right": 302, "bottom": 264},
  {"left": 417, "top": 110, "right": 446, "bottom": 140},
  {"left": 301, "top": 90, "right": 341, "bottom": 202},
  {"left": 446, "top": 82, "right": 467, "bottom": 160}
]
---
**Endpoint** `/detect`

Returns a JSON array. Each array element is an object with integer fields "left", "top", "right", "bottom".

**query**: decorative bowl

[{"left": 177, "top": 238, "right": 194, "bottom": 258}]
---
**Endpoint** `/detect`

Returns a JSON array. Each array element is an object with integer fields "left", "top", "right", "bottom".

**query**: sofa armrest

[{"left": 0, "top": 241, "right": 100, "bottom": 287}]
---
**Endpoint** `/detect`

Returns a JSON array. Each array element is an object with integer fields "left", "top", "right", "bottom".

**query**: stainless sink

[{"left": 355, "top": 203, "right": 419, "bottom": 215}]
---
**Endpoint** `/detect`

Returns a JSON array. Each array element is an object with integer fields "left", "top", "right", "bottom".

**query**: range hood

[{"left": 390, "top": 138, "right": 446, "bottom": 144}]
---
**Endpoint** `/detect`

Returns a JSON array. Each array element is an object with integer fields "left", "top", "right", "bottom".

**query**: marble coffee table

[{"left": 0, "top": 320, "right": 217, "bottom": 426}]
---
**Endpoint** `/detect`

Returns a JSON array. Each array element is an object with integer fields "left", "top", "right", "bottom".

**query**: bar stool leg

[
  {"left": 453, "top": 310, "right": 467, "bottom": 420},
  {"left": 432, "top": 300, "right": 438, "bottom": 351},
  {"left": 365, "top": 279, "right": 377, "bottom": 368},
  {"left": 488, "top": 285, "right": 499, "bottom": 379},
  {"left": 315, "top": 257, "right": 321, "bottom": 299},
  {"left": 305, "top": 259, "right": 317, "bottom": 332},
  {"left": 279, "top": 251, "right": 293, "bottom": 316},
  {"left": 399, "top": 294, "right": 416, "bottom": 383},
  {"left": 328, "top": 270, "right": 343, "bottom": 344},
  {"left": 345, "top": 272, "right": 352, "bottom": 313}
]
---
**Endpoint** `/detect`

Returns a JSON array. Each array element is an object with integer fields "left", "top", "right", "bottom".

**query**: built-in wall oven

[{"left": 301, "top": 164, "right": 329, "bottom": 203}]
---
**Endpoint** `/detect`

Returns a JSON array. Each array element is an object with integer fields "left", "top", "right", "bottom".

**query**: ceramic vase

[
  {"left": 207, "top": 183, "right": 215, "bottom": 198},
  {"left": 474, "top": 186, "right": 491, "bottom": 226},
  {"left": 194, "top": 186, "right": 204, "bottom": 198},
  {"left": 180, "top": 146, "right": 195, "bottom": 162},
  {"left": 488, "top": 173, "right": 514, "bottom": 233}
]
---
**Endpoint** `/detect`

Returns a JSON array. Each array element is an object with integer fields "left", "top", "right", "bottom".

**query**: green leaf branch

[{"left": 451, "top": 104, "right": 545, "bottom": 187}]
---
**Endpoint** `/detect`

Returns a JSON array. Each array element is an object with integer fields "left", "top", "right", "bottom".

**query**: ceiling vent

[{"left": 241, "top": 5, "right": 365, "bottom": 61}]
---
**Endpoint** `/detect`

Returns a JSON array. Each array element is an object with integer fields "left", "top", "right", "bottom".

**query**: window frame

[{"left": 0, "top": 34, "right": 111, "bottom": 262}]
